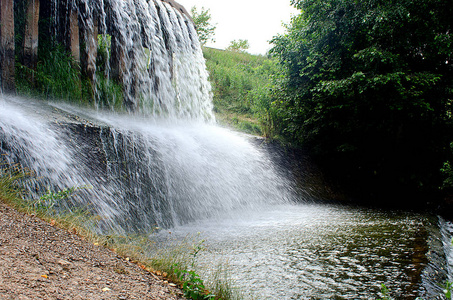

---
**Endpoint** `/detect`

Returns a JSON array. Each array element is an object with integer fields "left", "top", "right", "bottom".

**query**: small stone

[{"left": 56, "top": 259, "right": 71, "bottom": 267}]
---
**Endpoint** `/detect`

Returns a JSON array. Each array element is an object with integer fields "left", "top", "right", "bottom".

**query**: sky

[{"left": 176, "top": 0, "right": 299, "bottom": 55}]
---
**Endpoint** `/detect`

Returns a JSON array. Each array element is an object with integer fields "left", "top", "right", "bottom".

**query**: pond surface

[{"left": 156, "top": 203, "right": 450, "bottom": 299}]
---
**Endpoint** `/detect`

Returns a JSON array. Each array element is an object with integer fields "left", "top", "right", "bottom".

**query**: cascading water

[
  {"left": 78, "top": 0, "right": 214, "bottom": 118},
  {"left": 43, "top": 0, "right": 213, "bottom": 118},
  {"left": 0, "top": 0, "right": 249, "bottom": 230},
  {"left": 0, "top": 96, "right": 293, "bottom": 232},
  {"left": 2, "top": 0, "right": 453, "bottom": 298}
]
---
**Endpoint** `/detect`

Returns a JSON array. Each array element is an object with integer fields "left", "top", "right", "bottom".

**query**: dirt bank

[{"left": 0, "top": 202, "right": 184, "bottom": 300}]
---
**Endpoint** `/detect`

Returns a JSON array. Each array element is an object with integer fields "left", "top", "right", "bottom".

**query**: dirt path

[{"left": 0, "top": 202, "right": 184, "bottom": 300}]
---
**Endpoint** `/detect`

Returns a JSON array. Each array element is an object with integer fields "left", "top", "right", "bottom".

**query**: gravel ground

[{"left": 0, "top": 202, "right": 184, "bottom": 300}]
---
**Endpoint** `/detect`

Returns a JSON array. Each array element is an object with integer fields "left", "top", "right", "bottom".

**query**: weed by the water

[
  {"left": 32, "top": 186, "right": 78, "bottom": 212},
  {"left": 0, "top": 165, "right": 28, "bottom": 205},
  {"left": 174, "top": 266, "right": 215, "bottom": 300},
  {"left": 378, "top": 284, "right": 395, "bottom": 300},
  {"left": 379, "top": 281, "right": 453, "bottom": 299},
  {"left": 378, "top": 237, "right": 453, "bottom": 299},
  {"left": 171, "top": 238, "right": 215, "bottom": 299}
]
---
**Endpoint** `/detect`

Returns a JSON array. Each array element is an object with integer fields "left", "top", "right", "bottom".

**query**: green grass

[
  {"left": 0, "top": 165, "right": 27, "bottom": 206},
  {"left": 203, "top": 47, "right": 279, "bottom": 137},
  {"left": 0, "top": 165, "right": 100, "bottom": 239},
  {"left": 16, "top": 44, "right": 87, "bottom": 102},
  {"left": 15, "top": 42, "right": 124, "bottom": 111}
]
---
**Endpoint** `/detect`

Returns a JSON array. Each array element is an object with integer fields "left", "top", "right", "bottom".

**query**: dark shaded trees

[{"left": 270, "top": 0, "right": 453, "bottom": 204}]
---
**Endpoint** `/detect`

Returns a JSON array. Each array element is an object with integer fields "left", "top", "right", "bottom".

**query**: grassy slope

[{"left": 203, "top": 47, "right": 277, "bottom": 136}]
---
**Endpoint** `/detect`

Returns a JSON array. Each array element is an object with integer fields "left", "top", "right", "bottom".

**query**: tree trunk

[
  {"left": 69, "top": 9, "right": 80, "bottom": 62},
  {"left": 0, "top": 0, "right": 15, "bottom": 93},
  {"left": 23, "top": 0, "right": 40, "bottom": 76},
  {"left": 80, "top": 17, "right": 98, "bottom": 99}
]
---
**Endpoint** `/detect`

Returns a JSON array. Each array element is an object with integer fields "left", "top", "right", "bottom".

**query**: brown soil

[{"left": 0, "top": 202, "right": 184, "bottom": 300}]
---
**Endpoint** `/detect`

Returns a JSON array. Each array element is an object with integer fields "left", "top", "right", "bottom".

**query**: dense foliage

[
  {"left": 270, "top": 0, "right": 453, "bottom": 203},
  {"left": 203, "top": 47, "right": 279, "bottom": 136}
]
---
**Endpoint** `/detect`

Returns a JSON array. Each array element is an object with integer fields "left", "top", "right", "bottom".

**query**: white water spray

[{"left": 0, "top": 96, "right": 293, "bottom": 232}]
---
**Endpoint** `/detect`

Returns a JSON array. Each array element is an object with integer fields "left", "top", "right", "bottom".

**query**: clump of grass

[
  {"left": 16, "top": 44, "right": 86, "bottom": 102},
  {"left": 205, "top": 263, "right": 245, "bottom": 300},
  {"left": 0, "top": 164, "right": 28, "bottom": 206},
  {"left": 174, "top": 266, "right": 215, "bottom": 300},
  {"left": 0, "top": 165, "right": 99, "bottom": 240},
  {"left": 15, "top": 40, "right": 124, "bottom": 111},
  {"left": 379, "top": 282, "right": 453, "bottom": 300}
]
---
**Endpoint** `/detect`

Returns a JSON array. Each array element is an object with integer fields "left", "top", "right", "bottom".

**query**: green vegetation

[
  {"left": 378, "top": 284, "right": 394, "bottom": 300},
  {"left": 268, "top": 0, "right": 453, "bottom": 204},
  {"left": 172, "top": 240, "right": 215, "bottom": 300},
  {"left": 12, "top": 0, "right": 123, "bottom": 109},
  {"left": 226, "top": 40, "right": 250, "bottom": 53},
  {"left": 443, "top": 281, "right": 453, "bottom": 299},
  {"left": 0, "top": 166, "right": 27, "bottom": 205},
  {"left": 203, "top": 47, "right": 279, "bottom": 137},
  {"left": 191, "top": 6, "right": 217, "bottom": 46},
  {"left": 16, "top": 44, "right": 87, "bottom": 103},
  {"left": 379, "top": 280, "right": 453, "bottom": 299},
  {"left": 174, "top": 265, "right": 215, "bottom": 299},
  {"left": 0, "top": 166, "right": 99, "bottom": 240},
  {"left": 15, "top": 41, "right": 123, "bottom": 109}
]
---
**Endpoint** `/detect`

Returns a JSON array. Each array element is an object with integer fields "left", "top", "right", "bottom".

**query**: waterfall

[
  {"left": 2, "top": 2, "right": 453, "bottom": 297},
  {"left": 0, "top": 0, "right": 288, "bottom": 233},
  {"left": 95, "top": 0, "right": 214, "bottom": 119},
  {"left": 38, "top": 0, "right": 213, "bottom": 119},
  {"left": 0, "top": 97, "right": 293, "bottom": 232}
]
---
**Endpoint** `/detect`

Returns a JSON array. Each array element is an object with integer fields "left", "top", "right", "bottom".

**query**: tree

[
  {"left": 226, "top": 39, "right": 250, "bottom": 53},
  {"left": 190, "top": 6, "right": 216, "bottom": 46},
  {"left": 270, "top": 0, "right": 453, "bottom": 204}
]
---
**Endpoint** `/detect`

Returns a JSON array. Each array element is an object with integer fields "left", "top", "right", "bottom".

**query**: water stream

[{"left": 158, "top": 204, "right": 452, "bottom": 299}]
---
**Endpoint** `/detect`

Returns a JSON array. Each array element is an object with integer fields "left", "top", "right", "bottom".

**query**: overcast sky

[{"left": 176, "top": 0, "right": 299, "bottom": 55}]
